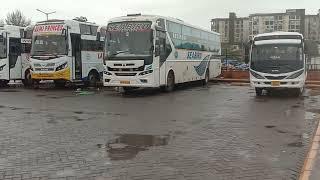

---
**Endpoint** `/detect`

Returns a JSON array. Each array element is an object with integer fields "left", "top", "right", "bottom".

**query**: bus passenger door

[
  {"left": 9, "top": 38, "right": 22, "bottom": 80},
  {"left": 156, "top": 30, "right": 170, "bottom": 86},
  {"left": 71, "top": 34, "right": 82, "bottom": 80}
]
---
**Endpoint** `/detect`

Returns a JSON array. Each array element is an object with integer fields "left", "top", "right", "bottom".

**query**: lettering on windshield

[
  {"left": 108, "top": 22, "right": 151, "bottom": 32},
  {"left": 34, "top": 25, "right": 64, "bottom": 34}
]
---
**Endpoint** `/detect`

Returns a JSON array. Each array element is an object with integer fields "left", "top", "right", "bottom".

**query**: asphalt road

[{"left": 0, "top": 83, "right": 319, "bottom": 180}]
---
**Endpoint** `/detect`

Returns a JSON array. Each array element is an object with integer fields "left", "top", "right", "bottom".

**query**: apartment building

[
  {"left": 211, "top": 9, "right": 320, "bottom": 44},
  {"left": 211, "top": 13, "right": 249, "bottom": 45},
  {"left": 249, "top": 9, "right": 306, "bottom": 38},
  {"left": 305, "top": 10, "right": 320, "bottom": 41}
]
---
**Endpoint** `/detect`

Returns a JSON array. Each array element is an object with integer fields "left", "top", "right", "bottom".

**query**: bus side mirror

[
  {"left": 96, "top": 32, "right": 101, "bottom": 41},
  {"left": 155, "top": 40, "right": 160, "bottom": 57},
  {"left": 62, "top": 29, "right": 67, "bottom": 40}
]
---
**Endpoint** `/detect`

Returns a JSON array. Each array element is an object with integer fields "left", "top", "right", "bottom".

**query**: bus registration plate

[
  {"left": 120, "top": 80, "right": 130, "bottom": 84},
  {"left": 271, "top": 81, "right": 280, "bottom": 87}
]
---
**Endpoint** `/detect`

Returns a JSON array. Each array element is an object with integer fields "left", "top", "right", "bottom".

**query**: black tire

[
  {"left": 255, "top": 88, "right": 263, "bottom": 96},
  {"left": 32, "top": 79, "right": 40, "bottom": 89},
  {"left": 293, "top": 88, "right": 303, "bottom": 97},
  {"left": 165, "top": 71, "right": 175, "bottom": 92},
  {"left": 54, "top": 80, "right": 66, "bottom": 88},
  {"left": 86, "top": 71, "right": 99, "bottom": 87},
  {"left": 22, "top": 70, "right": 33, "bottom": 87},
  {"left": 0, "top": 80, "right": 9, "bottom": 87},
  {"left": 202, "top": 69, "right": 209, "bottom": 86}
]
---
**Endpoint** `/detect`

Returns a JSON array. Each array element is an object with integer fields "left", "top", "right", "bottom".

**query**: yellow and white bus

[{"left": 30, "top": 19, "right": 104, "bottom": 87}]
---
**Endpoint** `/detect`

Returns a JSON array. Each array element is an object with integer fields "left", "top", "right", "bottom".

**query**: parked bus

[
  {"left": 102, "top": 14, "right": 222, "bottom": 92},
  {"left": 30, "top": 19, "right": 104, "bottom": 87},
  {"left": 0, "top": 25, "right": 33, "bottom": 87},
  {"left": 246, "top": 32, "right": 306, "bottom": 96}
]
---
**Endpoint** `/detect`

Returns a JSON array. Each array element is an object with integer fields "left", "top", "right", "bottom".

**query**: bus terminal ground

[{"left": 0, "top": 82, "right": 319, "bottom": 180}]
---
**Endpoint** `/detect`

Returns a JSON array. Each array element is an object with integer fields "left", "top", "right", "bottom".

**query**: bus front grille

[
  {"left": 115, "top": 73, "right": 137, "bottom": 76},
  {"left": 265, "top": 76, "right": 287, "bottom": 80}
]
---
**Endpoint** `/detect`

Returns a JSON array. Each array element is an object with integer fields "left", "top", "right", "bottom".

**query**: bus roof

[
  {"left": 107, "top": 14, "right": 220, "bottom": 36},
  {"left": 254, "top": 32, "right": 303, "bottom": 38},
  {"left": 36, "top": 19, "right": 97, "bottom": 26}
]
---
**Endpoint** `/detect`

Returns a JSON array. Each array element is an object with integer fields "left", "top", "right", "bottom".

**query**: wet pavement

[{"left": 0, "top": 83, "right": 319, "bottom": 180}]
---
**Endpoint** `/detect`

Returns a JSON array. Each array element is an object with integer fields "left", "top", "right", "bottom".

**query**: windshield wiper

[
  {"left": 110, "top": 50, "right": 130, "bottom": 56},
  {"left": 280, "top": 64, "right": 298, "bottom": 71}
]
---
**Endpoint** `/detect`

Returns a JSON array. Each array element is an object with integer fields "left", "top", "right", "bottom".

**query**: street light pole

[{"left": 36, "top": 9, "right": 56, "bottom": 21}]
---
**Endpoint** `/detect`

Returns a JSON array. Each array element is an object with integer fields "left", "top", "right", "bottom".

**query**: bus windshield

[
  {"left": 105, "top": 22, "right": 153, "bottom": 61},
  {"left": 31, "top": 35, "right": 68, "bottom": 57},
  {"left": 251, "top": 44, "right": 304, "bottom": 74},
  {"left": 0, "top": 35, "right": 6, "bottom": 58}
]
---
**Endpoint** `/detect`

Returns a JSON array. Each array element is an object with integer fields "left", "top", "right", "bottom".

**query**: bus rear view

[{"left": 247, "top": 32, "right": 306, "bottom": 96}]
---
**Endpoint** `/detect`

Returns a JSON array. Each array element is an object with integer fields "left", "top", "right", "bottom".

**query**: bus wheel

[
  {"left": 293, "top": 88, "right": 303, "bottom": 97},
  {"left": 255, "top": 88, "right": 263, "bottom": 96},
  {"left": 22, "top": 70, "right": 33, "bottom": 87},
  {"left": 202, "top": 69, "right": 209, "bottom": 86},
  {"left": 54, "top": 80, "right": 66, "bottom": 88},
  {"left": 165, "top": 71, "right": 175, "bottom": 92},
  {"left": 86, "top": 71, "right": 99, "bottom": 87},
  {"left": 0, "top": 80, "right": 9, "bottom": 87}
]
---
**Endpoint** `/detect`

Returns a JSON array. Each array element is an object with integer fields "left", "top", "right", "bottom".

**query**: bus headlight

[
  {"left": 0, "top": 64, "right": 6, "bottom": 71},
  {"left": 250, "top": 70, "right": 265, "bottom": 79},
  {"left": 56, "top": 62, "right": 68, "bottom": 71},
  {"left": 139, "top": 70, "right": 153, "bottom": 76},
  {"left": 287, "top": 70, "right": 304, "bottom": 79},
  {"left": 104, "top": 71, "right": 112, "bottom": 75}
]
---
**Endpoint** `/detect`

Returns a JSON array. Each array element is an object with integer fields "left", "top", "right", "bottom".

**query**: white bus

[
  {"left": 103, "top": 14, "right": 222, "bottom": 92},
  {"left": 0, "top": 25, "right": 33, "bottom": 87},
  {"left": 30, "top": 19, "right": 104, "bottom": 87},
  {"left": 246, "top": 32, "right": 307, "bottom": 96}
]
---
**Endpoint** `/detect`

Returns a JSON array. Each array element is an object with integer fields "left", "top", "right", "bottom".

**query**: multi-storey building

[
  {"left": 305, "top": 10, "right": 320, "bottom": 42},
  {"left": 211, "top": 9, "right": 320, "bottom": 44},
  {"left": 211, "top": 13, "right": 249, "bottom": 45},
  {"left": 249, "top": 9, "right": 306, "bottom": 38}
]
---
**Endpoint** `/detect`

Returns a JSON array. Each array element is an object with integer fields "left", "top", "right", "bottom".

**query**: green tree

[{"left": 5, "top": 10, "right": 31, "bottom": 27}]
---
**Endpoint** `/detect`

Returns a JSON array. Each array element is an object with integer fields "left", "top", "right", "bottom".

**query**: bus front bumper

[
  {"left": 31, "top": 68, "right": 71, "bottom": 81},
  {"left": 103, "top": 74, "right": 158, "bottom": 88},
  {"left": 251, "top": 79, "right": 305, "bottom": 89}
]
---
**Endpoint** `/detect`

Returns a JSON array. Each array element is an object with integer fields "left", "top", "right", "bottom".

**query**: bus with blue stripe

[{"left": 103, "top": 14, "right": 222, "bottom": 92}]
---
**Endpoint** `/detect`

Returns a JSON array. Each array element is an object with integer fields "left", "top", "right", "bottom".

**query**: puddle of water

[
  {"left": 305, "top": 112, "right": 317, "bottom": 120},
  {"left": 98, "top": 134, "right": 170, "bottom": 161},
  {"left": 36, "top": 94, "right": 46, "bottom": 97},
  {"left": 307, "top": 109, "right": 320, "bottom": 114},
  {"left": 74, "top": 111, "right": 84, "bottom": 115},
  {"left": 10, "top": 107, "right": 25, "bottom": 110},
  {"left": 291, "top": 105, "right": 300, "bottom": 108},
  {"left": 265, "top": 125, "right": 276, "bottom": 129},
  {"left": 0, "top": 89, "right": 20, "bottom": 92},
  {"left": 287, "top": 141, "right": 304, "bottom": 148},
  {"left": 276, "top": 130, "right": 287, "bottom": 134}
]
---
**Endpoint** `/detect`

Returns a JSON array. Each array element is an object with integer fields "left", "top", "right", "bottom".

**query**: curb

[{"left": 299, "top": 116, "right": 320, "bottom": 180}]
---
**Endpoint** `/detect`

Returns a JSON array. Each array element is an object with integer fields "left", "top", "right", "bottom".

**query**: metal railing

[{"left": 307, "top": 64, "right": 320, "bottom": 71}]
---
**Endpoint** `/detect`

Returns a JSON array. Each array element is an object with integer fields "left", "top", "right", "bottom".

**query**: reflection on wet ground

[{"left": 97, "top": 134, "right": 170, "bottom": 161}]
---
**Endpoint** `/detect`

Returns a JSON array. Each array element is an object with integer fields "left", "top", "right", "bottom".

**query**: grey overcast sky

[{"left": 0, "top": 0, "right": 319, "bottom": 30}]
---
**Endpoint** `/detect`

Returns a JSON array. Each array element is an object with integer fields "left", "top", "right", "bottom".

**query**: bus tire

[
  {"left": 22, "top": 70, "right": 33, "bottom": 87},
  {"left": 165, "top": 71, "right": 175, "bottom": 92},
  {"left": 255, "top": 88, "right": 263, "bottom": 96},
  {"left": 86, "top": 71, "right": 100, "bottom": 87},
  {"left": 202, "top": 69, "right": 209, "bottom": 86},
  {"left": 54, "top": 80, "right": 66, "bottom": 88},
  {"left": 293, "top": 88, "right": 303, "bottom": 97},
  {"left": 0, "top": 80, "right": 9, "bottom": 87}
]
